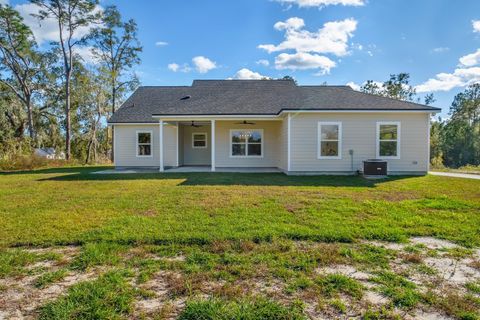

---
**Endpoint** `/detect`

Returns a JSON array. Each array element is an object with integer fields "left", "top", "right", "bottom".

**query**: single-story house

[{"left": 108, "top": 79, "right": 440, "bottom": 175}]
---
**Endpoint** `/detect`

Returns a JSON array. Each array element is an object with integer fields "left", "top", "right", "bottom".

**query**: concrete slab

[{"left": 429, "top": 171, "right": 480, "bottom": 180}]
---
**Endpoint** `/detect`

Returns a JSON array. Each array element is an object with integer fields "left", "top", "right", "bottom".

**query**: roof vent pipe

[{"left": 180, "top": 95, "right": 191, "bottom": 100}]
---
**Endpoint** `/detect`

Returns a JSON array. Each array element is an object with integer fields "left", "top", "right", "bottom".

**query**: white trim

[
  {"left": 376, "top": 121, "right": 401, "bottom": 160},
  {"left": 175, "top": 123, "right": 179, "bottom": 167},
  {"left": 211, "top": 120, "right": 216, "bottom": 172},
  {"left": 159, "top": 121, "right": 164, "bottom": 171},
  {"left": 317, "top": 122, "right": 342, "bottom": 160},
  {"left": 109, "top": 122, "right": 162, "bottom": 126},
  {"left": 192, "top": 132, "right": 208, "bottom": 149},
  {"left": 113, "top": 126, "right": 117, "bottom": 165},
  {"left": 280, "top": 110, "right": 440, "bottom": 115},
  {"left": 229, "top": 129, "right": 264, "bottom": 158},
  {"left": 151, "top": 115, "right": 281, "bottom": 121},
  {"left": 287, "top": 114, "right": 291, "bottom": 172},
  {"left": 427, "top": 114, "right": 431, "bottom": 172},
  {"left": 135, "top": 130, "right": 153, "bottom": 158}
]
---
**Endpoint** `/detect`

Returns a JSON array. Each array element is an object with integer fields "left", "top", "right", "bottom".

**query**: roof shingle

[{"left": 108, "top": 80, "right": 440, "bottom": 123}]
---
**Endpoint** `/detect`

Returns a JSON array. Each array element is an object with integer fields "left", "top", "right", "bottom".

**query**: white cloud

[
  {"left": 459, "top": 49, "right": 480, "bottom": 67},
  {"left": 275, "top": 0, "right": 365, "bottom": 8},
  {"left": 473, "top": 20, "right": 480, "bottom": 33},
  {"left": 415, "top": 67, "right": 480, "bottom": 93},
  {"left": 274, "top": 52, "right": 336, "bottom": 74},
  {"left": 346, "top": 81, "right": 360, "bottom": 91},
  {"left": 274, "top": 17, "right": 305, "bottom": 31},
  {"left": 74, "top": 46, "right": 98, "bottom": 64},
  {"left": 168, "top": 63, "right": 191, "bottom": 73},
  {"left": 192, "top": 56, "right": 217, "bottom": 73},
  {"left": 0, "top": 0, "right": 9, "bottom": 5},
  {"left": 256, "top": 59, "right": 270, "bottom": 66},
  {"left": 232, "top": 68, "right": 269, "bottom": 80},
  {"left": 432, "top": 47, "right": 450, "bottom": 53},
  {"left": 15, "top": 2, "right": 102, "bottom": 45},
  {"left": 168, "top": 63, "right": 180, "bottom": 72},
  {"left": 258, "top": 17, "right": 357, "bottom": 57},
  {"left": 155, "top": 41, "right": 168, "bottom": 46}
]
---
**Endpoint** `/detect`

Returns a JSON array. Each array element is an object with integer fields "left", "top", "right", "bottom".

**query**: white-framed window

[
  {"left": 136, "top": 130, "right": 153, "bottom": 157},
  {"left": 192, "top": 132, "right": 207, "bottom": 149},
  {"left": 230, "top": 129, "right": 263, "bottom": 157},
  {"left": 376, "top": 121, "right": 400, "bottom": 159},
  {"left": 317, "top": 122, "right": 342, "bottom": 159}
]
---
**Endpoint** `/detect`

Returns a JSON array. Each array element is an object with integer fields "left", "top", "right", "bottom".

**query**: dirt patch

[
  {"left": 424, "top": 257, "right": 480, "bottom": 285},
  {"left": 410, "top": 237, "right": 458, "bottom": 250},
  {"left": 0, "top": 270, "right": 98, "bottom": 319}
]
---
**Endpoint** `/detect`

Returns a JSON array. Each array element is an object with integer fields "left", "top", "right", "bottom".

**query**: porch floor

[
  {"left": 94, "top": 166, "right": 282, "bottom": 174},
  {"left": 165, "top": 166, "right": 282, "bottom": 173}
]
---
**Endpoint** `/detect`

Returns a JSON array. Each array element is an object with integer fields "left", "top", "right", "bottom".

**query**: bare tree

[{"left": 30, "top": 0, "right": 99, "bottom": 159}]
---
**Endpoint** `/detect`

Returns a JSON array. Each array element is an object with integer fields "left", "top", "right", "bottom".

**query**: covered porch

[{"left": 157, "top": 117, "right": 286, "bottom": 172}]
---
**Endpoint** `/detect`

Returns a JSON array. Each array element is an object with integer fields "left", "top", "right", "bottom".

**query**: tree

[
  {"left": 360, "top": 73, "right": 434, "bottom": 105},
  {"left": 440, "top": 84, "right": 480, "bottom": 167},
  {"left": 30, "top": 0, "right": 100, "bottom": 160},
  {"left": 91, "top": 5, "right": 141, "bottom": 161},
  {"left": 0, "top": 5, "right": 45, "bottom": 142},
  {"left": 280, "top": 75, "right": 297, "bottom": 84}
]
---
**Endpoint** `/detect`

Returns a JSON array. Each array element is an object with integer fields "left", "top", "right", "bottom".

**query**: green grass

[
  {"left": 34, "top": 269, "right": 69, "bottom": 288},
  {"left": 0, "top": 166, "right": 479, "bottom": 248},
  {"left": 0, "top": 249, "right": 60, "bottom": 278},
  {"left": 370, "top": 271, "right": 421, "bottom": 309},
  {"left": 315, "top": 274, "right": 364, "bottom": 299},
  {"left": 178, "top": 297, "right": 306, "bottom": 320},
  {"left": 39, "top": 270, "right": 135, "bottom": 320},
  {"left": 70, "top": 242, "right": 128, "bottom": 271}
]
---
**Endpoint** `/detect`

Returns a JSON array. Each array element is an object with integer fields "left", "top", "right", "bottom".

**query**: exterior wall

[
  {"left": 114, "top": 113, "right": 430, "bottom": 174},
  {"left": 289, "top": 113, "right": 430, "bottom": 173},
  {"left": 163, "top": 124, "right": 177, "bottom": 167},
  {"left": 114, "top": 123, "right": 177, "bottom": 168},
  {"left": 278, "top": 116, "right": 288, "bottom": 171},
  {"left": 214, "top": 120, "right": 282, "bottom": 168},
  {"left": 182, "top": 125, "right": 211, "bottom": 166}
]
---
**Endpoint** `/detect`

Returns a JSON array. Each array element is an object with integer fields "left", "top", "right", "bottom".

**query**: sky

[{"left": 5, "top": 0, "right": 480, "bottom": 117}]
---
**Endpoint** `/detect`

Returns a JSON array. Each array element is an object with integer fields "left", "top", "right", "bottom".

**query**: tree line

[
  {"left": 0, "top": 0, "right": 141, "bottom": 164},
  {"left": 360, "top": 73, "right": 479, "bottom": 168}
]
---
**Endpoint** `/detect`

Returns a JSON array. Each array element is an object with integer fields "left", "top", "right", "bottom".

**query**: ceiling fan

[
  {"left": 190, "top": 121, "right": 202, "bottom": 128},
  {"left": 235, "top": 120, "right": 256, "bottom": 125}
]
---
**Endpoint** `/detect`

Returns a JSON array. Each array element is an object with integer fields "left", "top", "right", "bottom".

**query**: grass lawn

[
  {"left": 0, "top": 167, "right": 479, "bottom": 319},
  {"left": 1, "top": 166, "right": 480, "bottom": 247}
]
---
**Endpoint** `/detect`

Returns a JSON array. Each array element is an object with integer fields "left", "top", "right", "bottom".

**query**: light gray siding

[
  {"left": 289, "top": 113, "right": 429, "bottom": 173},
  {"left": 114, "top": 113, "right": 430, "bottom": 174},
  {"left": 182, "top": 125, "right": 211, "bottom": 166},
  {"left": 214, "top": 121, "right": 281, "bottom": 168},
  {"left": 114, "top": 124, "right": 177, "bottom": 168}
]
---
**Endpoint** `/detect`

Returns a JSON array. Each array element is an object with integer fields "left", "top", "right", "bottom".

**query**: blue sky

[{"left": 7, "top": 0, "right": 480, "bottom": 116}]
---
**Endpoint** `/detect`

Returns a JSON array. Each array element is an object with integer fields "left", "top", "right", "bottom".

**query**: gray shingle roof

[{"left": 108, "top": 80, "right": 441, "bottom": 123}]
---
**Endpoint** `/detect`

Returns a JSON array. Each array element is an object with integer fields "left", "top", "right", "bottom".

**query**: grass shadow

[{"left": 32, "top": 167, "right": 415, "bottom": 187}]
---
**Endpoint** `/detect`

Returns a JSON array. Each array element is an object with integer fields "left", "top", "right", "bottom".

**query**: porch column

[
  {"left": 159, "top": 120, "right": 164, "bottom": 172},
  {"left": 211, "top": 119, "right": 216, "bottom": 172}
]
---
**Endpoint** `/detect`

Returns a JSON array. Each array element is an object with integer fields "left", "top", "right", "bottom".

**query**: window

[
  {"left": 317, "top": 122, "right": 342, "bottom": 159},
  {"left": 192, "top": 133, "right": 207, "bottom": 148},
  {"left": 136, "top": 131, "right": 152, "bottom": 157},
  {"left": 230, "top": 129, "right": 263, "bottom": 157},
  {"left": 376, "top": 122, "right": 400, "bottom": 159}
]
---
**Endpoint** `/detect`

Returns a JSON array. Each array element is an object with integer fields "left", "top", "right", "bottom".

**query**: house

[
  {"left": 34, "top": 148, "right": 65, "bottom": 160},
  {"left": 108, "top": 80, "right": 440, "bottom": 175}
]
